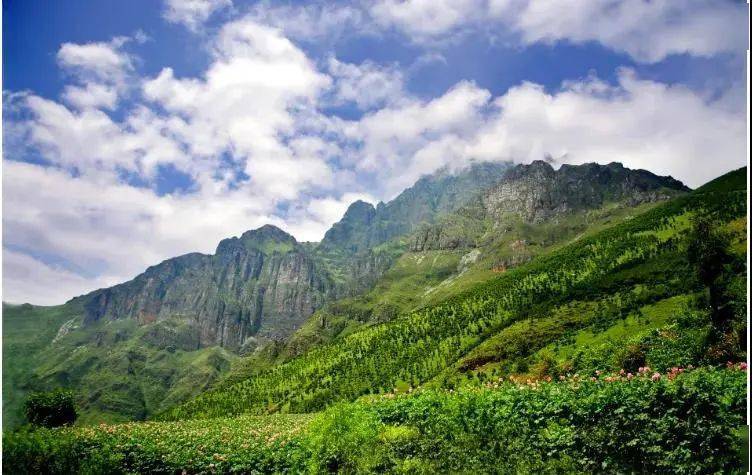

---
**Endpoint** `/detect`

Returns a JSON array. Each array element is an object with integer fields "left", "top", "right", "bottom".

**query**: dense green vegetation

[
  {"left": 2, "top": 303, "right": 236, "bottom": 427},
  {"left": 23, "top": 389, "right": 78, "bottom": 428},
  {"left": 2, "top": 303, "right": 82, "bottom": 428},
  {"left": 158, "top": 169, "right": 746, "bottom": 421},
  {"left": 3, "top": 167, "right": 747, "bottom": 473},
  {"left": 3, "top": 367, "right": 746, "bottom": 473}
]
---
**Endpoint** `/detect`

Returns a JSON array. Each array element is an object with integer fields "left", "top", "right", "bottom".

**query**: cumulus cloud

[
  {"left": 2, "top": 250, "right": 101, "bottom": 305},
  {"left": 57, "top": 37, "right": 135, "bottom": 109},
  {"left": 369, "top": 0, "right": 748, "bottom": 62},
  {"left": 3, "top": 4, "right": 746, "bottom": 305},
  {"left": 505, "top": 0, "right": 749, "bottom": 63},
  {"left": 348, "top": 69, "right": 745, "bottom": 198},
  {"left": 142, "top": 18, "right": 334, "bottom": 198},
  {"left": 327, "top": 57, "right": 406, "bottom": 110},
  {"left": 247, "top": 1, "right": 371, "bottom": 43},
  {"left": 163, "top": 0, "right": 232, "bottom": 31}
]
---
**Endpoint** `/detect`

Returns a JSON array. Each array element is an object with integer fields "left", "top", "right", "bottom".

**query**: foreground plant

[{"left": 3, "top": 367, "right": 746, "bottom": 474}]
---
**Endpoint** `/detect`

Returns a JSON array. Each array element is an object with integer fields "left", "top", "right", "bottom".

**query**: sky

[{"left": 2, "top": 0, "right": 749, "bottom": 305}]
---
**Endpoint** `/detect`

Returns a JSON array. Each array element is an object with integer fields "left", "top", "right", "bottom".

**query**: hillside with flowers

[{"left": 3, "top": 167, "right": 748, "bottom": 473}]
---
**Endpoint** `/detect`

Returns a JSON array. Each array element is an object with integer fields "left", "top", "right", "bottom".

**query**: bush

[
  {"left": 3, "top": 368, "right": 746, "bottom": 473},
  {"left": 24, "top": 389, "right": 77, "bottom": 428}
]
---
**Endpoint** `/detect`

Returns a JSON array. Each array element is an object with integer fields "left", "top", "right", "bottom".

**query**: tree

[
  {"left": 24, "top": 389, "right": 77, "bottom": 428},
  {"left": 686, "top": 214, "right": 733, "bottom": 337}
]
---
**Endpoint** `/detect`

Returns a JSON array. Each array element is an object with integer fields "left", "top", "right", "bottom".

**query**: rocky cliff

[
  {"left": 71, "top": 160, "right": 688, "bottom": 352},
  {"left": 322, "top": 161, "right": 512, "bottom": 252},
  {"left": 76, "top": 225, "right": 334, "bottom": 352},
  {"left": 410, "top": 161, "right": 689, "bottom": 251},
  {"left": 483, "top": 161, "right": 689, "bottom": 223}
]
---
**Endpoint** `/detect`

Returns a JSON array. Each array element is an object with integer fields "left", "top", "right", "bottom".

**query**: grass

[
  {"left": 2, "top": 302, "right": 82, "bottom": 428},
  {"left": 2, "top": 305, "right": 237, "bottom": 427}
]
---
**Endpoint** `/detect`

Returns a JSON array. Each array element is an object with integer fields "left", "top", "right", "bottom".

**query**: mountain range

[{"left": 2, "top": 160, "right": 694, "bottom": 426}]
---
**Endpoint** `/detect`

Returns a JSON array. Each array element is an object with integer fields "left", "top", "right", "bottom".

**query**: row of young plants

[
  {"left": 3, "top": 366, "right": 746, "bottom": 473},
  {"left": 159, "top": 174, "right": 745, "bottom": 421}
]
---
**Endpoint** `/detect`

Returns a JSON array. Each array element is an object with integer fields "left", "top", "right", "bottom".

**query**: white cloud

[
  {"left": 327, "top": 57, "right": 405, "bottom": 110},
  {"left": 369, "top": 0, "right": 748, "bottom": 62},
  {"left": 57, "top": 39, "right": 133, "bottom": 82},
  {"left": 247, "top": 1, "right": 370, "bottom": 43},
  {"left": 349, "top": 81, "right": 492, "bottom": 194},
  {"left": 2, "top": 250, "right": 100, "bottom": 306},
  {"left": 19, "top": 94, "right": 184, "bottom": 179},
  {"left": 142, "top": 18, "right": 334, "bottom": 198},
  {"left": 57, "top": 37, "right": 135, "bottom": 109},
  {"left": 163, "top": 0, "right": 232, "bottom": 31},
  {"left": 371, "top": 0, "right": 485, "bottom": 39},
  {"left": 507, "top": 0, "right": 749, "bottom": 63},
  {"left": 351, "top": 69, "right": 745, "bottom": 196}
]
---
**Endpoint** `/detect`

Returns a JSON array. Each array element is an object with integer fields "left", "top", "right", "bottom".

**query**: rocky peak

[
  {"left": 216, "top": 224, "right": 297, "bottom": 255},
  {"left": 321, "top": 161, "right": 512, "bottom": 252},
  {"left": 483, "top": 161, "right": 689, "bottom": 223},
  {"left": 321, "top": 200, "right": 377, "bottom": 252}
]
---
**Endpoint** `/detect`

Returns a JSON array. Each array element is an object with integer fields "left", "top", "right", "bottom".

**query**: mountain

[
  {"left": 75, "top": 225, "right": 334, "bottom": 352},
  {"left": 4, "top": 167, "right": 746, "bottom": 473},
  {"left": 2, "top": 160, "right": 694, "bottom": 427},
  {"left": 158, "top": 167, "right": 746, "bottom": 424},
  {"left": 321, "top": 161, "right": 513, "bottom": 252},
  {"left": 482, "top": 160, "right": 689, "bottom": 223}
]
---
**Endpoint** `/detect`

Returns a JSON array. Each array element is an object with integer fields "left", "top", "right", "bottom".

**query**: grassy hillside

[
  {"left": 222, "top": 200, "right": 668, "bottom": 384},
  {"left": 158, "top": 168, "right": 746, "bottom": 421},
  {"left": 2, "top": 303, "right": 82, "bottom": 428},
  {"left": 2, "top": 303, "right": 237, "bottom": 428}
]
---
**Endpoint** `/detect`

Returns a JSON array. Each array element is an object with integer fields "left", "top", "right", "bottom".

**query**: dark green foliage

[
  {"left": 24, "top": 389, "right": 77, "bottom": 428},
  {"left": 3, "top": 368, "right": 746, "bottom": 473},
  {"left": 687, "top": 212, "right": 746, "bottom": 362}
]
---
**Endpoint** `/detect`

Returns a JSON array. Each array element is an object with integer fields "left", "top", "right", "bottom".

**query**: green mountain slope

[
  {"left": 159, "top": 168, "right": 745, "bottom": 421},
  {"left": 3, "top": 161, "right": 691, "bottom": 428},
  {"left": 2, "top": 168, "right": 746, "bottom": 473}
]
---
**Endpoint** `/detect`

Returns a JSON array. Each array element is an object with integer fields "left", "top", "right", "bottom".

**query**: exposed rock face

[
  {"left": 482, "top": 161, "right": 689, "bottom": 224},
  {"left": 409, "top": 205, "right": 487, "bottom": 251},
  {"left": 409, "top": 161, "right": 689, "bottom": 251},
  {"left": 76, "top": 225, "right": 334, "bottom": 352},
  {"left": 322, "top": 161, "right": 512, "bottom": 253},
  {"left": 71, "top": 160, "right": 689, "bottom": 353}
]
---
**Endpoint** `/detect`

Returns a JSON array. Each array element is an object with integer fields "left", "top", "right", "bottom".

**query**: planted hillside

[
  {"left": 159, "top": 169, "right": 746, "bottom": 421},
  {"left": 3, "top": 367, "right": 747, "bottom": 473}
]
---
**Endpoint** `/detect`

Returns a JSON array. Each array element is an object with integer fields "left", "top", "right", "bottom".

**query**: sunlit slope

[
  {"left": 159, "top": 168, "right": 746, "bottom": 421},
  {"left": 221, "top": 200, "right": 668, "bottom": 385}
]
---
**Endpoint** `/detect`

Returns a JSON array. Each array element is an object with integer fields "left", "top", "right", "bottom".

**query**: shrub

[{"left": 24, "top": 389, "right": 77, "bottom": 428}]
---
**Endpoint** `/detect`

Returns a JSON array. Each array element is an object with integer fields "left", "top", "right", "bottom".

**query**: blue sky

[{"left": 2, "top": 0, "right": 749, "bottom": 304}]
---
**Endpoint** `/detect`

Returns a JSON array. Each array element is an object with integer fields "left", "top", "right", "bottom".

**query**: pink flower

[
  {"left": 651, "top": 372, "right": 661, "bottom": 381},
  {"left": 627, "top": 373, "right": 633, "bottom": 379},
  {"left": 619, "top": 369, "right": 626, "bottom": 375},
  {"left": 739, "top": 362, "right": 748, "bottom": 371},
  {"left": 590, "top": 377, "right": 597, "bottom": 382},
  {"left": 638, "top": 367, "right": 645, "bottom": 373}
]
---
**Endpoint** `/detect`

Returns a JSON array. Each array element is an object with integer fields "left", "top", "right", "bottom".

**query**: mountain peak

[
  {"left": 217, "top": 224, "right": 296, "bottom": 255},
  {"left": 240, "top": 224, "right": 297, "bottom": 244},
  {"left": 484, "top": 160, "right": 689, "bottom": 223}
]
